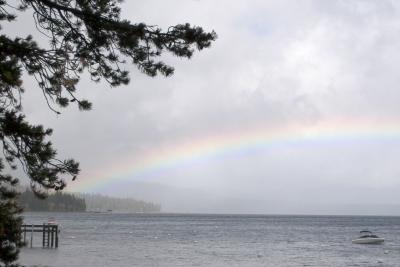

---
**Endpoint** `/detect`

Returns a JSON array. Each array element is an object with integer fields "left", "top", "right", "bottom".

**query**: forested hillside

[
  {"left": 17, "top": 188, "right": 161, "bottom": 213},
  {"left": 18, "top": 189, "right": 86, "bottom": 212}
]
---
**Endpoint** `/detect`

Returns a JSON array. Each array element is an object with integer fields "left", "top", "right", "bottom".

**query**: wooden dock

[{"left": 22, "top": 224, "right": 59, "bottom": 248}]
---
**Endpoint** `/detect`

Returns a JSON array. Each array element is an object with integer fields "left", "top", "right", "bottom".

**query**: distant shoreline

[
  {"left": 21, "top": 211, "right": 400, "bottom": 217},
  {"left": 22, "top": 210, "right": 162, "bottom": 214}
]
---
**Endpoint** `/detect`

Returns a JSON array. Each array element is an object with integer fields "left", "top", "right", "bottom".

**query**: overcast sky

[{"left": 11, "top": 0, "right": 400, "bottom": 214}]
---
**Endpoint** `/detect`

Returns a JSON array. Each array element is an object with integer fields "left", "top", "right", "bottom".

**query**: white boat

[{"left": 352, "top": 230, "right": 384, "bottom": 244}]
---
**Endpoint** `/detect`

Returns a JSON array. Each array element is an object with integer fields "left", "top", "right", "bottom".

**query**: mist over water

[
  {"left": 20, "top": 212, "right": 400, "bottom": 267},
  {"left": 91, "top": 181, "right": 400, "bottom": 215}
]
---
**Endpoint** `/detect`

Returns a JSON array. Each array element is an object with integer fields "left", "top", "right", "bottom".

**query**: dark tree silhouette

[{"left": 0, "top": 0, "right": 216, "bottom": 265}]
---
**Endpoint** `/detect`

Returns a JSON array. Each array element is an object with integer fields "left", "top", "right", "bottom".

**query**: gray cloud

[{"left": 8, "top": 0, "right": 400, "bottom": 214}]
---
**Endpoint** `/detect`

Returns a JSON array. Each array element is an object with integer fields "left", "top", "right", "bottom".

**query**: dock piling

[
  {"left": 30, "top": 224, "right": 33, "bottom": 248},
  {"left": 55, "top": 225, "right": 58, "bottom": 248},
  {"left": 23, "top": 225, "right": 26, "bottom": 244},
  {"left": 42, "top": 223, "right": 45, "bottom": 247}
]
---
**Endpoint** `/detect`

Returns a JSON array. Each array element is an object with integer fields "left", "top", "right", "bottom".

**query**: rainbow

[{"left": 69, "top": 117, "right": 400, "bottom": 192}]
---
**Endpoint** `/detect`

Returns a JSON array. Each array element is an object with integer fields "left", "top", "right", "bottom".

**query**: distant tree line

[
  {"left": 18, "top": 189, "right": 86, "bottom": 212},
  {"left": 17, "top": 188, "right": 161, "bottom": 213},
  {"left": 79, "top": 193, "right": 161, "bottom": 213}
]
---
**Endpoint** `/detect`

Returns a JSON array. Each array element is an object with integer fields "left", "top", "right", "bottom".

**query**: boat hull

[{"left": 352, "top": 238, "right": 384, "bottom": 244}]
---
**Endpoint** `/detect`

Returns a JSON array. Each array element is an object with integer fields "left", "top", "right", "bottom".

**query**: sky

[{"left": 9, "top": 0, "right": 400, "bottom": 214}]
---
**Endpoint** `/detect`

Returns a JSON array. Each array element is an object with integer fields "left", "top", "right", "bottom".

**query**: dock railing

[{"left": 21, "top": 224, "right": 59, "bottom": 248}]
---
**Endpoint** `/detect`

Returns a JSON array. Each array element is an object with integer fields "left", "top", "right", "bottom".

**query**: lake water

[{"left": 19, "top": 213, "right": 400, "bottom": 266}]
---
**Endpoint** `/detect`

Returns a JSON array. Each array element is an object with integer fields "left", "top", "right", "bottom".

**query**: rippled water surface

[{"left": 19, "top": 213, "right": 400, "bottom": 266}]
